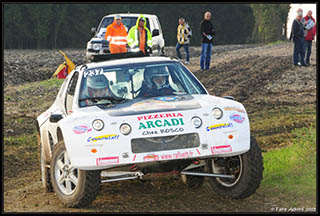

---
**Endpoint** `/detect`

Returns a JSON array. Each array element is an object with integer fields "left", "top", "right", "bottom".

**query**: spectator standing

[
  {"left": 200, "top": 11, "right": 215, "bottom": 70},
  {"left": 105, "top": 15, "right": 128, "bottom": 54},
  {"left": 303, "top": 10, "right": 316, "bottom": 65},
  {"left": 291, "top": 9, "right": 307, "bottom": 66},
  {"left": 127, "top": 15, "right": 152, "bottom": 55},
  {"left": 176, "top": 17, "right": 192, "bottom": 64}
]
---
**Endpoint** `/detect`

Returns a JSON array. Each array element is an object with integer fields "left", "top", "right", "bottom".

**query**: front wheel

[
  {"left": 50, "top": 140, "right": 100, "bottom": 207},
  {"left": 161, "top": 46, "right": 165, "bottom": 55},
  {"left": 205, "top": 136, "right": 263, "bottom": 199}
]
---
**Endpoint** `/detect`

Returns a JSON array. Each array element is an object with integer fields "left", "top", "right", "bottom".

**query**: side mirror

[
  {"left": 152, "top": 29, "right": 160, "bottom": 37},
  {"left": 91, "top": 27, "right": 97, "bottom": 35},
  {"left": 50, "top": 114, "right": 63, "bottom": 123},
  {"left": 223, "top": 96, "right": 235, "bottom": 100}
]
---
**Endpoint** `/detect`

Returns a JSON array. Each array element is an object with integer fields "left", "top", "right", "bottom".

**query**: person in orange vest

[
  {"left": 105, "top": 15, "right": 128, "bottom": 54},
  {"left": 127, "top": 15, "right": 152, "bottom": 55}
]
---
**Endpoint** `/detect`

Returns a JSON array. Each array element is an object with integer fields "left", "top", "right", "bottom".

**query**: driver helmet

[
  {"left": 87, "top": 74, "right": 109, "bottom": 97},
  {"left": 144, "top": 66, "right": 170, "bottom": 90}
]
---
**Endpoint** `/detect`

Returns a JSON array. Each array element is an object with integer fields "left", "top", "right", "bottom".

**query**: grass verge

[
  {"left": 267, "top": 40, "right": 289, "bottom": 46},
  {"left": 261, "top": 126, "right": 316, "bottom": 206}
]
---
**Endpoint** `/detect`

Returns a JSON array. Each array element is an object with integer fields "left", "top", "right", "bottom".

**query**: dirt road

[{"left": 3, "top": 42, "right": 317, "bottom": 212}]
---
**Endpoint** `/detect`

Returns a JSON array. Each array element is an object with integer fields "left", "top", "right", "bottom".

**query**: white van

[{"left": 86, "top": 13, "right": 165, "bottom": 61}]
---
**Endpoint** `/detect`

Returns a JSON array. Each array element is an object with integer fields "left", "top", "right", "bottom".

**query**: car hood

[
  {"left": 107, "top": 94, "right": 202, "bottom": 116},
  {"left": 76, "top": 94, "right": 245, "bottom": 117}
]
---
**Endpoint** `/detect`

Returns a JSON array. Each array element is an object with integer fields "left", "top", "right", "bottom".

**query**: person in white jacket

[{"left": 176, "top": 17, "right": 192, "bottom": 64}]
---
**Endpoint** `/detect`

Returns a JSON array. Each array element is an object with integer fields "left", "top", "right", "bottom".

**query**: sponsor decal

[
  {"left": 196, "top": 149, "right": 201, "bottom": 155},
  {"left": 160, "top": 150, "right": 194, "bottom": 160},
  {"left": 43, "top": 111, "right": 50, "bottom": 118},
  {"left": 143, "top": 154, "right": 159, "bottom": 162},
  {"left": 73, "top": 125, "right": 92, "bottom": 134},
  {"left": 87, "top": 134, "right": 119, "bottom": 143},
  {"left": 154, "top": 96, "right": 176, "bottom": 102},
  {"left": 224, "top": 106, "right": 246, "bottom": 113},
  {"left": 139, "top": 118, "right": 184, "bottom": 130},
  {"left": 84, "top": 68, "right": 104, "bottom": 78},
  {"left": 137, "top": 112, "right": 183, "bottom": 121},
  {"left": 211, "top": 145, "right": 232, "bottom": 155},
  {"left": 142, "top": 130, "right": 159, "bottom": 136},
  {"left": 160, "top": 127, "right": 184, "bottom": 134},
  {"left": 206, "top": 123, "right": 233, "bottom": 132},
  {"left": 230, "top": 113, "right": 245, "bottom": 123},
  {"left": 96, "top": 156, "right": 119, "bottom": 166},
  {"left": 142, "top": 127, "right": 184, "bottom": 136}
]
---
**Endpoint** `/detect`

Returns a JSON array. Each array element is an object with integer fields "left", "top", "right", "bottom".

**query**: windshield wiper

[
  {"left": 173, "top": 91, "right": 188, "bottom": 95},
  {"left": 79, "top": 96, "right": 128, "bottom": 104}
]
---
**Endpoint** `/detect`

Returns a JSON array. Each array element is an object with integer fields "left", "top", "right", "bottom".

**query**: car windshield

[
  {"left": 78, "top": 61, "right": 207, "bottom": 107},
  {"left": 96, "top": 16, "right": 150, "bottom": 38}
]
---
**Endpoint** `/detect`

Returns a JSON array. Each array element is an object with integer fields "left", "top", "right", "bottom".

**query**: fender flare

[{"left": 56, "top": 127, "right": 64, "bottom": 144}]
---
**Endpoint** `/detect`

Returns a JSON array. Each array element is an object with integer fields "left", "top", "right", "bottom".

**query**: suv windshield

[
  {"left": 78, "top": 61, "right": 207, "bottom": 107},
  {"left": 96, "top": 16, "right": 150, "bottom": 38}
]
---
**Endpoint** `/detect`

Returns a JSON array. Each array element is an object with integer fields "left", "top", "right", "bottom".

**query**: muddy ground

[{"left": 3, "top": 42, "right": 317, "bottom": 213}]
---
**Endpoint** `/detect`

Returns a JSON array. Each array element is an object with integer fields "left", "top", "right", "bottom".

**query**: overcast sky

[{"left": 287, "top": 4, "right": 317, "bottom": 39}]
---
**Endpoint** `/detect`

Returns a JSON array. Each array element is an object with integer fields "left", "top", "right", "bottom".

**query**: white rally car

[{"left": 36, "top": 52, "right": 263, "bottom": 207}]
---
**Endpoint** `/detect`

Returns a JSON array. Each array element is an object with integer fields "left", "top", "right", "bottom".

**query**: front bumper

[{"left": 61, "top": 109, "right": 250, "bottom": 170}]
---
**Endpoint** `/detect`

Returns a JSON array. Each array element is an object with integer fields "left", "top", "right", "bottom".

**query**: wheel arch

[
  {"left": 57, "top": 127, "right": 63, "bottom": 142},
  {"left": 38, "top": 123, "right": 52, "bottom": 163},
  {"left": 56, "top": 127, "right": 64, "bottom": 143}
]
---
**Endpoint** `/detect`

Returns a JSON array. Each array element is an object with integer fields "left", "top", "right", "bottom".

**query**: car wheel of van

[
  {"left": 205, "top": 136, "right": 263, "bottom": 199},
  {"left": 181, "top": 166, "right": 205, "bottom": 188},
  {"left": 50, "top": 140, "right": 100, "bottom": 207},
  {"left": 40, "top": 139, "right": 53, "bottom": 192},
  {"left": 161, "top": 47, "right": 165, "bottom": 55}
]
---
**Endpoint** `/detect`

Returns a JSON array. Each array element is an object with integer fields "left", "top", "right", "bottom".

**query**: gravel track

[{"left": 3, "top": 42, "right": 317, "bottom": 212}]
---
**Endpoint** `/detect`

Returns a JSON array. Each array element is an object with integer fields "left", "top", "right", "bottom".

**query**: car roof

[
  {"left": 85, "top": 56, "right": 177, "bottom": 69},
  {"left": 104, "top": 13, "right": 157, "bottom": 18}
]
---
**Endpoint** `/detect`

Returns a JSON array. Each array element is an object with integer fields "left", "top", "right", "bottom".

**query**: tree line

[{"left": 4, "top": 3, "right": 290, "bottom": 49}]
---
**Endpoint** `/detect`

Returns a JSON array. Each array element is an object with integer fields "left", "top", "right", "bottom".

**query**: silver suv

[{"left": 86, "top": 13, "right": 165, "bottom": 61}]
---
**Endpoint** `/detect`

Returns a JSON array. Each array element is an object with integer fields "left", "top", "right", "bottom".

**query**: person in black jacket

[
  {"left": 200, "top": 11, "right": 215, "bottom": 70},
  {"left": 291, "top": 9, "right": 307, "bottom": 66}
]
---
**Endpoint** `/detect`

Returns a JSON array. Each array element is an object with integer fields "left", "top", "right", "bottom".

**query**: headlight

[
  {"left": 191, "top": 117, "right": 202, "bottom": 128},
  {"left": 92, "top": 43, "right": 100, "bottom": 50},
  {"left": 120, "top": 123, "right": 131, "bottom": 135},
  {"left": 92, "top": 119, "right": 104, "bottom": 131},
  {"left": 212, "top": 108, "right": 223, "bottom": 119}
]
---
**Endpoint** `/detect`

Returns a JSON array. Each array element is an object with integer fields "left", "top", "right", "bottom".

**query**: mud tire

[
  {"left": 40, "top": 140, "right": 53, "bottom": 192},
  {"left": 206, "top": 136, "right": 263, "bottom": 199},
  {"left": 50, "top": 140, "right": 100, "bottom": 207}
]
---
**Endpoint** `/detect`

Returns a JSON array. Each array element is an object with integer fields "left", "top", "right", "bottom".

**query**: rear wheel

[
  {"left": 50, "top": 140, "right": 100, "bottom": 207},
  {"left": 205, "top": 136, "right": 263, "bottom": 199}
]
